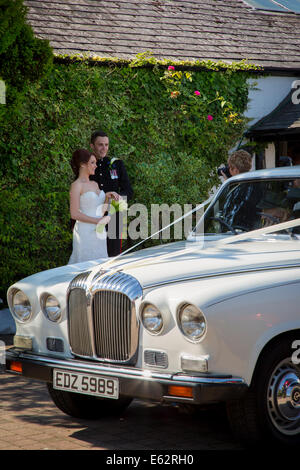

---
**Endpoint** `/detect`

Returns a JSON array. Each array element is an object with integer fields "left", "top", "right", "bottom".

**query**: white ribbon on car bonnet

[{"left": 84, "top": 199, "right": 300, "bottom": 286}]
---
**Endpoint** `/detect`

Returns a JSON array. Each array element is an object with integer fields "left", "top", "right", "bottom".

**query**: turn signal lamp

[
  {"left": 9, "top": 361, "right": 22, "bottom": 373},
  {"left": 168, "top": 385, "right": 193, "bottom": 399}
]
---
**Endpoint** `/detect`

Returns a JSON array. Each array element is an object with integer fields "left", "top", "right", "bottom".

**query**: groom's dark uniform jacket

[{"left": 90, "top": 156, "right": 133, "bottom": 257}]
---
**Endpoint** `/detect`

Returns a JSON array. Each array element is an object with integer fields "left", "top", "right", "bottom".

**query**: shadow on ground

[{"left": 0, "top": 371, "right": 243, "bottom": 450}]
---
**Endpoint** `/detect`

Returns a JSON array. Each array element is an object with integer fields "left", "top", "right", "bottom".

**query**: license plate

[{"left": 53, "top": 369, "right": 119, "bottom": 399}]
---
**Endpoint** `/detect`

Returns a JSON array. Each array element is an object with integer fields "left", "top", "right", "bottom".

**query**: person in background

[
  {"left": 258, "top": 194, "right": 291, "bottom": 227},
  {"left": 221, "top": 149, "right": 253, "bottom": 180},
  {"left": 221, "top": 150, "right": 260, "bottom": 231},
  {"left": 90, "top": 130, "right": 133, "bottom": 257},
  {"left": 68, "top": 149, "right": 119, "bottom": 264}
]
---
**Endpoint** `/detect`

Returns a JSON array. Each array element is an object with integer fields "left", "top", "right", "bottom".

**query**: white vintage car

[{"left": 5, "top": 166, "right": 300, "bottom": 447}]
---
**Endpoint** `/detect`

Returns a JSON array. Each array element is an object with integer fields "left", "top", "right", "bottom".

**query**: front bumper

[{"left": 5, "top": 350, "right": 248, "bottom": 404}]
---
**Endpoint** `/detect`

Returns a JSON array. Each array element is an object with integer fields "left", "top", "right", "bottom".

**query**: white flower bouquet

[{"left": 96, "top": 198, "right": 128, "bottom": 238}]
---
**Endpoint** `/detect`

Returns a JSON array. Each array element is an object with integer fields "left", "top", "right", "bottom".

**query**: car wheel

[
  {"left": 47, "top": 383, "right": 132, "bottom": 419},
  {"left": 227, "top": 339, "right": 300, "bottom": 447}
]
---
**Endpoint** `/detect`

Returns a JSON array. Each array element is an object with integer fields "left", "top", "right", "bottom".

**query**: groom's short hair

[{"left": 91, "top": 130, "right": 108, "bottom": 144}]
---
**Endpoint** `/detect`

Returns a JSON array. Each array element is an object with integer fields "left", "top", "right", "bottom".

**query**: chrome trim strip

[
  {"left": 90, "top": 271, "right": 143, "bottom": 300},
  {"left": 67, "top": 271, "right": 92, "bottom": 293},
  {"left": 8, "top": 351, "right": 246, "bottom": 386},
  {"left": 86, "top": 291, "right": 96, "bottom": 357},
  {"left": 143, "top": 263, "right": 300, "bottom": 290}
]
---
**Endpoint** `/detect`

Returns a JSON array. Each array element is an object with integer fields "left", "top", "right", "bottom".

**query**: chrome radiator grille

[
  {"left": 68, "top": 287, "right": 93, "bottom": 357},
  {"left": 93, "top": 291, "right": 133, "bottom": 361},
  {"left": 67, "top": 271, "right": 142, "bottom": 363}
]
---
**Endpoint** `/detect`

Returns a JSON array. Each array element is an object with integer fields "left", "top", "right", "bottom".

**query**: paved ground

[
  {"left": 0, "top": 363, "right": 243, "bottom": 451},
  {"left": 0, "top": 312, "right": 244, "bottom": 451}
]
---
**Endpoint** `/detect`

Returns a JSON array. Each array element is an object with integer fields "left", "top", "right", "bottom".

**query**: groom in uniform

[{"left": 90, "top": 130, "right": 133, "bottom": 257}]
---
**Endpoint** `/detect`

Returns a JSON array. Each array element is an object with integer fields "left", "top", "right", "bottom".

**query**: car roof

[{"left": 229, "top": 165, "right": 300, "bottom": 182}]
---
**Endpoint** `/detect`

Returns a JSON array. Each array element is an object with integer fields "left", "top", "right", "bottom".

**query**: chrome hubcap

[{"left": 267, "top": 359, "right": 300, "bottom": 435}]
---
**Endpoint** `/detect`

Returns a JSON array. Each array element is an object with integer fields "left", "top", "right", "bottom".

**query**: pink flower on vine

[
  {"left": 168, "top": 65, "right": 175, "bottom": 71},
  {"left": 207, "top": 115, "right": 213, "bottom": 121},
  {"left": 194, "top": 90, "right": 201, "bottom": 96}
]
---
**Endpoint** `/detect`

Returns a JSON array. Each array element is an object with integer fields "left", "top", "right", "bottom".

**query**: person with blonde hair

[
  {"left": 221, "top": 150, "right": 261, "bottom": 231},
  {"left": 221, "top": 149, "right": 253, "bottom": 179}
]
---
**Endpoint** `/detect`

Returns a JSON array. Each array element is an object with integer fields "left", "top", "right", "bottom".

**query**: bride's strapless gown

[{"left": 68, "top": 191, "right": 108, "bottom": 264}]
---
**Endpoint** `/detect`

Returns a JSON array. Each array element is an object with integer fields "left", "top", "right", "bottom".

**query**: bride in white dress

[{"left": 68, "top": 149, "right": 119, "bottom": 264}]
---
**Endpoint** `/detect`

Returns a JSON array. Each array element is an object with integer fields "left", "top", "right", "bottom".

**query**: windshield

[{"left": 194, "top": 177, "right": 300, "bottom": 236}]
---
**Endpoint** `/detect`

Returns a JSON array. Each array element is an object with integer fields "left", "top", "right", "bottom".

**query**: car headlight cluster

[
  {"left": 9, "top": 289, "right": 62, "bottom": 323},
  {"left": 141, "top": 303, "right": 163, "bottom": 335},
  {"left": 177, "top": 304, "right": 206, "bottom": 342},
  {"left": 10, "top": 289, "right": 32, "bottom": 323},
  {"left": 140, "top": 301, "right": 206, "bottom": 342},
  {"left": 41, "top": 294, "right": 62, "bottom": 322}
]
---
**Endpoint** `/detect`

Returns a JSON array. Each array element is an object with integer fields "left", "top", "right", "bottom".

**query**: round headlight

[
  {"left": 42, "top": 294, "right": 62, "bottom": 322},
  {"left": 11, "top": 289, "right": 32, "bottom": 323},
  {"left": 141, "top": 303, "right": 163, "bottom": 334},
  {"left": 178, "top": 304, "right": 206, "bottom": 342}
]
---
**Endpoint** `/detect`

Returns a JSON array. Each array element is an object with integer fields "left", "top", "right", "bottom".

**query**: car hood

[
  {"left": 8, "top": 258, "right": 109, "bottom": 304},
  {"left": 10, "top": 236, "right": 300, "bottom": 297},
  {"left": 104, "top": 237, "right": 300, "bottom": 288}
]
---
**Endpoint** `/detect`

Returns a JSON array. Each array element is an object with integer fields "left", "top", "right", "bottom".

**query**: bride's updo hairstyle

[{"left": 71, "top": 149, "right": 92, "bottom": 178}]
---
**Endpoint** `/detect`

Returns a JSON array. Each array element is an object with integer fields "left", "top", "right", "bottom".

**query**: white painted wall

[
  {"left": 245, "top": 75, "right": 298, "bottom": 127},
  {"left": 243, "top": 75, "right": 300, "bottom": 168},
  {"left": 265, "top": 142, "right": 276, "bottom": 168}
]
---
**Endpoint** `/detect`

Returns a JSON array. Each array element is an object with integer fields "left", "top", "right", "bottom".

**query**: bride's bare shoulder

[{"left": 70, "top": 179, "right": 82, "bottom": 193}]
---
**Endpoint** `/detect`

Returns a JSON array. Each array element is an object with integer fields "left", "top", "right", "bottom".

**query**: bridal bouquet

[
  {"left": 109, "top": 198, "right": 128, "bottom": 215},
  {"left": 96, "top": 198, "right": 128, "bottom": 238}
]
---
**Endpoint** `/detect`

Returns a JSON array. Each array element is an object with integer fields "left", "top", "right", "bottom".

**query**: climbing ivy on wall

[{"left": 0, "top": 52, "right": 260, "bottom": 299}]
